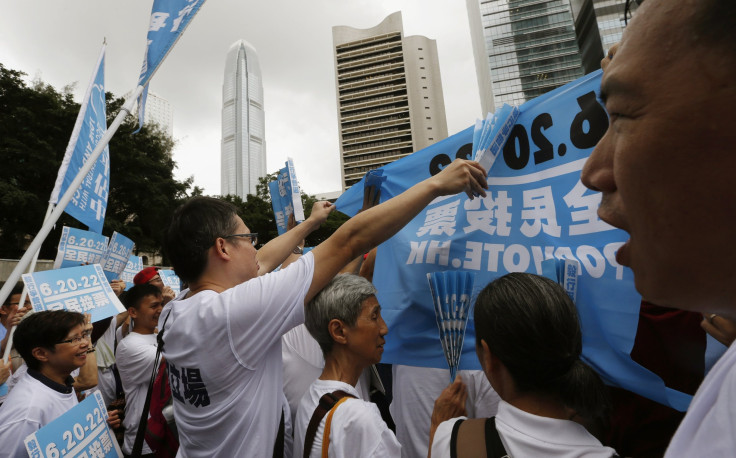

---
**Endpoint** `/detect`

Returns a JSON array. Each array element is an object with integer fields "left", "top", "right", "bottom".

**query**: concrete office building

[
  {"left": 592, "top": 0, "right": 638, "bottom": 53},
  {"left": 333, "top": 12, "right": 448, "bottom": 190},
  {"left": 467, "top": 0, "right": 603, "bottom": 114},
  {"left": 125, "top": 91, "right": 174, "bottom": 139},
  {"left": 221, "top": 39, "right": 267, "bottom": 198}
]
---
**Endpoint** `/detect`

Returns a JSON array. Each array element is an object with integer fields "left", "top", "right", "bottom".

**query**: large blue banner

[
  {"left": 49, "top": 46, "right": 109, "bottom": 233},
  {"left": 136, "top": 0, "right": 207, "bottom": 129},
  {"left": 53, "top": 226, "right": 109, "bottom": 269},
  {"left": 335, "top": 71, "right": 691, "bottom": 411}
]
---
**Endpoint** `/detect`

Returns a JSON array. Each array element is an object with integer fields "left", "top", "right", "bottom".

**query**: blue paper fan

[{"left": 427, "top": 270, "right": 476, "bottom": 382}]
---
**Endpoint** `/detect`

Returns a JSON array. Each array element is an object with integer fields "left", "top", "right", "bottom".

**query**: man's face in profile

[{"left": 581, "top": 0, "right": 736, "bottom": 316}]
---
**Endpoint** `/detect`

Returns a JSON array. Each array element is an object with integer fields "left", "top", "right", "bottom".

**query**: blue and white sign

[
  {"left": 136, "top": 0, "right": 207, "bottom": 130},
  {"left": 159, "top": 269, "right": 181, "bottom": 295},
  {"left": 119, "top": 256, "right": 143, "bottom": 291},
  {"left": 268, "top": 158, "right": 305, "bottom": 235},
  {"left": 24, "top": 391, "right": 122, "bottom": 458},
  {"left": 49, "top": 45, "right": 110, "bottom": 233},
  {"left": 335, "top": 71, "right": 691, "bottom": 411},
  {"left": 21, "top": 264, "right": 125, "bottom": 323},
  {"left": 54, "top": 226, "right": 109, "bottom": 269},
  {"left": 101, "top": 232, "right": 135, "bottom": 283}
]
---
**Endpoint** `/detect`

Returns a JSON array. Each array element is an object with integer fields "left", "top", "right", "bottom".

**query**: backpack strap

[
  {"left": 451, "top": 416, "right": 508, "bottom": 458},
  {"left": 321, "top": 397, "right": 351, "bottom": 458},
  {"left": 303, "top": 390, "right": 356, "bottom": 458}
]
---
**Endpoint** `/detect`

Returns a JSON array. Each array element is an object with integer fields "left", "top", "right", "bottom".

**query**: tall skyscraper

[
  {"left": 467, "top": 0, "right": 603, "bottom": 114},
  {"left": 221, "top": 40, "right": 267, "bottom": 198},
  {"left": 333, "top": 12, "right": 448, "bottom": 190}
]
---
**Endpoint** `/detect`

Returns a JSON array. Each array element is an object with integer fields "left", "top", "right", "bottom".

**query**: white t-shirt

[
  {"left": 665, "top": 341, "right": 736, "bottom": 456},
  {"left": 390, "top": 365, "right": 499, "bottom": 458},
  {"left": 432, "top": 400, "right": 617, "bottom": 458},
  {"left": 159, "top": 252, "right": 314, "bottom": 458},
  {"left": 294, "top": 379, "right": 401, "bottom": 458},
  {"left": 0, "top": 371, "right": 78, "bottom": 457},
  {"left": 282, "top": 324, "right": 371, "bottom": 426},
  {"left": 116, "top": 331, "right": 158, "bottom": 454}
]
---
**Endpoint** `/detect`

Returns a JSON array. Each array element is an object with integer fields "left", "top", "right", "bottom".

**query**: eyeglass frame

[
  {"left": 57, "top": 330, "right": 93, "bottom": 346},
  {"left": 221, "top": 233, "right": 259, "bottom": 246}
]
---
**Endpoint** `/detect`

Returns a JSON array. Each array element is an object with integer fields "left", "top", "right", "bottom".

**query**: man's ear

[
  {"left": 212, "top": 238, "right": 231, "bottom": 260},
  {"left": 127, "top": 307, "right": 138, "bottom": 320},
  {"left": 327, "top": 319, "right": 348, "bottom": 345},
  {"left": 31, "top": 347, "right": 52, "bottom": 364}
]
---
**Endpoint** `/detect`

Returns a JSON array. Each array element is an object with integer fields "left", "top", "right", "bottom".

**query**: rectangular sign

[
  {"left": 54, "top": 226, "right": 109, "bottom": 269},
  {"left": 119, "top": 256, "right": 143, "bottom": 291},
  {"left": 101, "top": 232, "right": 135, "bottom": 283},
  {"left": 25, "top": 391, "right": 122, "bottom": 458},
  {"left": 159, "top": 269, "right": 181, "bottom": 295},
  {"left": 22, "top": 264, "right": 125, "bottom": 323}
]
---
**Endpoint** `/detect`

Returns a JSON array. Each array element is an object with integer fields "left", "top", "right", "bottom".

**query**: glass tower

[{"left": 221, "top": 40, "right": 266, "bottom": 198}]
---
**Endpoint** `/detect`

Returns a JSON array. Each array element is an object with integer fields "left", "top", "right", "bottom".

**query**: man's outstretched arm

[{"left": 307, "top": 159, "right": 487, "bottom": 304}]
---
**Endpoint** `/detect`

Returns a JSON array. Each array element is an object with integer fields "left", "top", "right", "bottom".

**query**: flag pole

[{"left": 0, "top": 85, "right": 145, "bottom": 311}]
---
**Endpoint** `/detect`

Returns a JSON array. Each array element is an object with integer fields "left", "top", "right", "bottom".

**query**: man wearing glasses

[
  {"left": 0, "top": 310, "right": 94, "bottom": 456},
  {"left": 159, "top": 159, "right": 488, "bottom": 457}
]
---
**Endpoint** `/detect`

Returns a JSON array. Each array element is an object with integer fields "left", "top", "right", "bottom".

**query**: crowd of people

[{"left": 1, "top": 0, "right": 735, "bottom": 456}]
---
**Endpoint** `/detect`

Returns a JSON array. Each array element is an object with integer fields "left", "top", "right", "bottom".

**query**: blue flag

[
  {"left": 136, "top": 0, "right": 207, "bottom": 130},
  {"left": 49, "top": 45, "right": 109, "bottom": 233},
  {"left": 335, "top": 71, "right": 691, "bottom": 411}
]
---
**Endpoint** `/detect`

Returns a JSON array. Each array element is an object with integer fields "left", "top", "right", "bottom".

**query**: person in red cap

[{"left": 133, "top": 267, "right": 175, "bottom": 305}]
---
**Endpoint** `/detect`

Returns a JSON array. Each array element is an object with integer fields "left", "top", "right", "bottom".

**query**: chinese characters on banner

[
  {"left": 53, "top": 227, "right": 109, "bottom": 269},
  {"left": 25, "top": 391, "right": 122, "bottom": 458},
  {"left": 100, "top": 232, "right": 135, "bottom": 283},
  {"left": 119, "top": 256, "right": 144, "bottom": 291},
  {"left": 159, "top": 269, "right": 181, "bottom": 295},
  {"left": 268, "top": 158, "right": 305, "bottom": 235},
  {"left": 334, "top": 71, "right": 691, "bottom": 411}
]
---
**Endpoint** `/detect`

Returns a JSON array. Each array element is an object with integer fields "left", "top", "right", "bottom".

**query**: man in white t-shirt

[
  {"left": 116, "top": 283, "right": 164, "bottom": 457},
  {"left": 0, "top": 311, "right": 91, "bottom": 457},
  {"left": 159, "top": 160, "right": 488, "bottom": 457},
  {"left": 580, "top": 0, "right": 736, "bottom": 455}
]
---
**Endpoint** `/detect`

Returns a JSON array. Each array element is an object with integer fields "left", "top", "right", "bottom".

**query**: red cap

[{"left": 133, "top": 267, "right": 159, "bottom": 285}]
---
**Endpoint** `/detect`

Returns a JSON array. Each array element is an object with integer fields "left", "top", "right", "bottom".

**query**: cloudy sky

[{"left": 0, "top": 1, "right": 482, "bottom": 196}]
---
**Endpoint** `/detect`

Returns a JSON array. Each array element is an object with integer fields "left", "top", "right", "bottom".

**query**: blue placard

[
  {"left": 159, "top": 269, "right": 181, "bottom": 295},
  {"left": 24, "top": 391, "right": 122, "bottom": 458},
  {"left": 119, "top": 256, "right": 143, "bottom": 291},
  {"left": 22, "top": 264, "right": 125, "bottom": 323},
  {"left": 334, "top": 71, "right": 691, "bottom": 411},
  {"left": 100, "top": 232, "right": 135, "bottom": 283},
  {"left": 54, "top": 227, "right": 110, "bottom": 269}
]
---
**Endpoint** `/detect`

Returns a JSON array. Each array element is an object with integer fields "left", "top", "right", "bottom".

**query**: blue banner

[
  {"left": 50, "top": 46, "right": 109, "bottom": 233},
  {"left": 100, "top": 232, "right": 136, "bottom": 283},
  {"left": 54, "top": 226, "right": 109, "bottom": 269},
  {"left": 136, "top": 0, "right": 207, "bottom": 129},
  {"left": 268, "top": 160, "right": 304, "bottom": 235},
  {"left": 24, "top": 391, "right": 122, "bottom": 458},
  {"left": 22, "top": 265, "right": 125, "bottom": 323},
  {"left": 335, "top": 71, "right": 691, "bottom": 411},
  {"left": 119, "top": 256, "right": 143, "bottom": 291}
]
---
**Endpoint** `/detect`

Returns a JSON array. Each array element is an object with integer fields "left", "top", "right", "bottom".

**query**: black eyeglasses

[
  {"left": 222, "top": 233, "right": 258, "bottom": 246},
  {"left": 58, "top": 330, "right": 92, "bottom": 346}
]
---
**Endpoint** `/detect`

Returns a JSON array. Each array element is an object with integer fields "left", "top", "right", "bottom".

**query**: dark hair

[
  {"left": 164, "top": 196, "right": 240, "bottom": 283},
  {"left": 474, "top": 273, "right": 609, "bottom": 422},
  {"left": 692, "top": 0, "right": 736, "bottom": 54},
  {"left": 1, "top": 282, "right": 24, "bottom": 307},
  {"left": 14, "top": 310, "right": 85, "bottom": 370},
  {"left": 123, "top": 283, "right": 162, "bottom": 310}
]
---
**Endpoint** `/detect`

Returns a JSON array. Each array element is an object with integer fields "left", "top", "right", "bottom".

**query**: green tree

[{"left": 0, "top": 64, "right": 196, "bottom": 260}]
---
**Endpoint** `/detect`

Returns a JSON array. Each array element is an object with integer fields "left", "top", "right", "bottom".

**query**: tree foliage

[{"left": 0, "top": 63, "right": 196, "bottom": 260}]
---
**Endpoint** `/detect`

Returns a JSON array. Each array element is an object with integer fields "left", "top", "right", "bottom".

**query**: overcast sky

[{"left": 0, "top": 1, "right": 481, "bottom": 196}]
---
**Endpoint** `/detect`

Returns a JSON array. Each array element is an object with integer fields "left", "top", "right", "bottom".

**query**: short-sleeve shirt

[
  {"left": 159, "top": 252, "right": 314, "bottom": 458},
  {"left": 293, "top": 379, "right": 401, "bottom": 458},
  {"left": 116, "top": 331, "right": 158, "bottom": 455},
  {"left": 432, "top": 400, "right": 617, "bottom": 458},
  {"left": 665, "top": 341, "right": 736, "bottom": 456}
]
